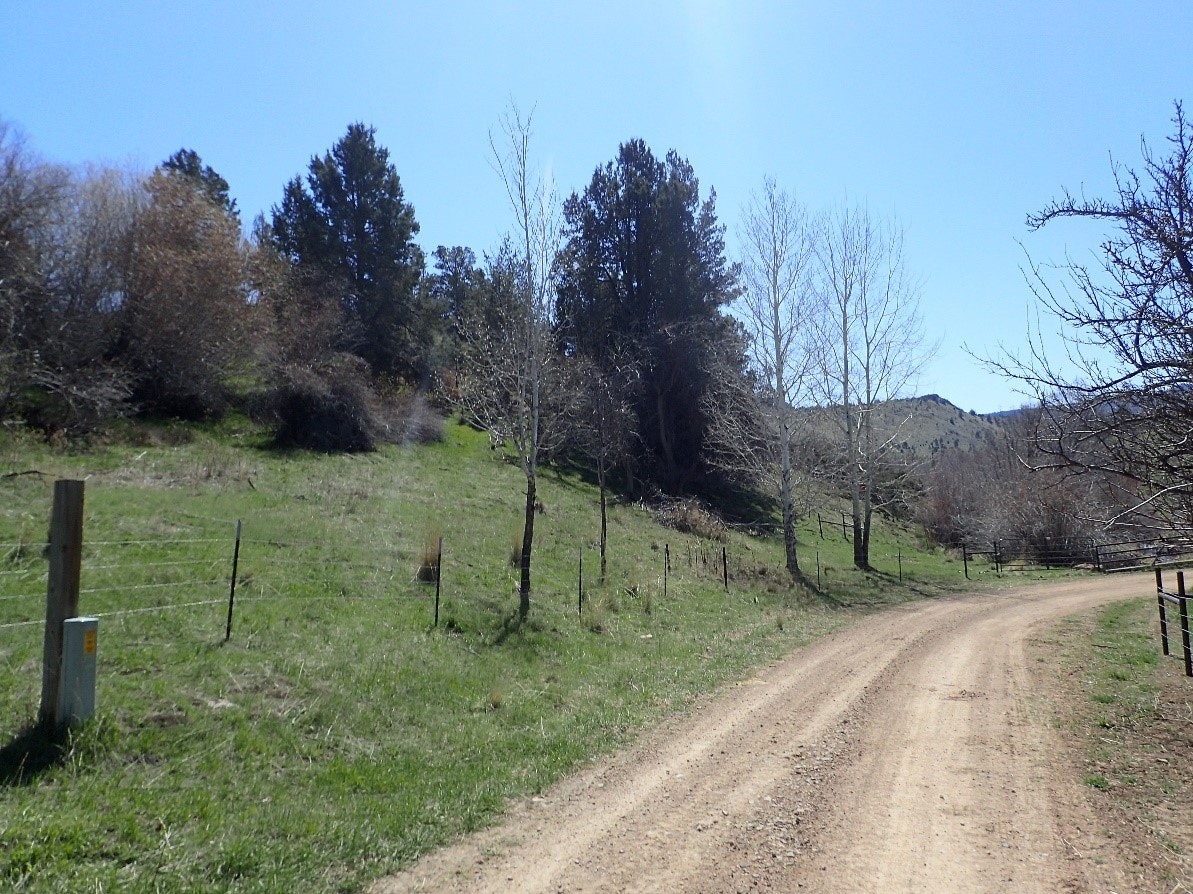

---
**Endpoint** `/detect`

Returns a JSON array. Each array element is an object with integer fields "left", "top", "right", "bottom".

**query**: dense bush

[
  {"left": 266, "top": 357, "right": 381, "bottom": 452},
  {"left": 263, "top": 357, "right": 445, "bottom": 453},
  {"left": 651, "top": 497, "right": 728, "bottom": 542}
]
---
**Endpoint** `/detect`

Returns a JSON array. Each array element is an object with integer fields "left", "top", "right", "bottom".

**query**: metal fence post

[
  {"left": 1178, "top": 571, "right": 1192, "bottom": 678},
  {"left": 1158, "top": 568, "right": 1171, "bottom": 656},
  {"left": 225, "top": 519, "right": 242, "bottom": 642}
]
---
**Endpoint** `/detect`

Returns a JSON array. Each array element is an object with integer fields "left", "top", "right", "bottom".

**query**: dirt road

[{"left": 372, "top": 574, "right": 1151, "bottom": 893}]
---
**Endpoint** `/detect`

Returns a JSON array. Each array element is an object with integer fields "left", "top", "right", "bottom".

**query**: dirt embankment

[{"left": 371, "top": 575, "right": 1159, "bottom": 893}]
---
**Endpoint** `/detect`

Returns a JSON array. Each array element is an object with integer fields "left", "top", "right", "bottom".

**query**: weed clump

[
  {"left": 417, "top": 526, "right": 441, "bottom": 582},
  {"left": 651, "top": 498, "right": 727, "bottom": 542}
]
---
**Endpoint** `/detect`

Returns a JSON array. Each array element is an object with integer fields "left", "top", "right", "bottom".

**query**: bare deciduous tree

[
  {"left": 734, "top": 178, "right": 817, "bottom": 578},
  {"left": 124, "top": 170, "right": 251, "bottom": 417},
  {"left": 813, "top": 203, "right": 927, "bottom": 568},
  {"left": 20, "top": 162, "right": 141, "bottom": 431},
  {"left": 457, "top": 104, "right": 563, "bottom": 622},
  {"left": 0, "top": 120, "right": 70, "bottom": 416},
  {"left": 994, "top": 101, "right": 1193, "bottom": 535}
]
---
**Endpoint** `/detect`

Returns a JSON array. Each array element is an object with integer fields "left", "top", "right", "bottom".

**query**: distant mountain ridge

[
  {"left": 798, "top": 393, "right": 1010, "bottom": 459},
  {"left": 879, "top": 394, "right": 1008, "bottom": 457}
]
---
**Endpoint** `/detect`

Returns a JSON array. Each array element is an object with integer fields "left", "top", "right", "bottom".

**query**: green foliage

[
  {"left": 557, "top": 139, "right": 743, "bottom": 494},
  {"left": 1083, "top": 773, "right": 1111, "bottom": 790},
  {"left": 159, "top": 148, "right": 237, "bottom": 218},
  {"left": 271, "top": 123, "right": 426, "bottom": 380}
]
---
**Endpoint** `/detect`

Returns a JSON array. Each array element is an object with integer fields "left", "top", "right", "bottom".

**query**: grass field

[
  {"left": 1038, "top": 596, "right": 1193, "bottom": 889},
  {"left": 1, "top": 417, "right": 1041, "bottom": 893}
]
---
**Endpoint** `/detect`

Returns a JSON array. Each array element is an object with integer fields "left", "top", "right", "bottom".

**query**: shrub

[
  {"left": 417, "top": 525, "right": 441, "bottom": 582},
  {"left": 261, "top": 355, "right": 447, "bottom": 453},
  {"left": 386, "top": 388, "right": 444, "bottom": 445},
  {"left": 265, "top": 356, "right": 380, "bottom": 452},
  {"left": 651, "top": 497, "right": 728, "bottom": 542}
]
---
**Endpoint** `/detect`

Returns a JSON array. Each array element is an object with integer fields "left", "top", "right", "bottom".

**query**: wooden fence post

[
  {"left": 722, "top": 546, "right": 728, "bottom": 592},
  {"left": 962, "top": 542, "right": 969, "bottom": 580},
  {"left": 577, "top": 546, "right": 583, "bottom": 617},
  {"left": 39, "top": 479, "right": 85, "bottom": 729}
]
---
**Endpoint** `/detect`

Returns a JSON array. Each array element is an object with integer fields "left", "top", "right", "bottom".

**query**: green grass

[
  {"left": 1085, "top": 599, "right": 1162, "bottom": 728},
  {"left": 1084, "top": 773, "right": 1111, "bottom": 790},
  {"left": 1050, "top": 598, "right": 1164, "bottom": 783},
  {"left": 1045, "top": 597, "right": 1193, "bottom": 888},
  {"left": 0, "top": 418, "right": 1036, "bottom": 892}
]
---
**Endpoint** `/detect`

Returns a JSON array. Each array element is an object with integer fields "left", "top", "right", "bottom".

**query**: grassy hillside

[
  {"left": 0, "top": 418, "right": 1031, "bottom": 893},
  {"left": 881, "top": 394, "right": 1007, "bottom": 457},
  {"left": 800, "top": 393, "right": 1008, "bottom": 461}
]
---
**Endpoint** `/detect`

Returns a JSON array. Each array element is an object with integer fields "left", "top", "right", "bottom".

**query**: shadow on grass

[
  {"left": 0, "top": 720, "right": 69, "bottom": 787},
  {"left": 488, "top": 610, "right": 559, "bottom": 648}
]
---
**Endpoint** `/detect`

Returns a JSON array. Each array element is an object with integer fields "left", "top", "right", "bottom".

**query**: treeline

[
  {"left": 13, "top": 112, "right": 1119, "bottom": 581},
  {"left": 0, "top": 122, "right": 446, "bottom": 448},
  {"left": 0, "top": 113, "right": 953, "bottom": 579},
  {"left": 0, "top": 121, "right": 753, "bottom": 483}
]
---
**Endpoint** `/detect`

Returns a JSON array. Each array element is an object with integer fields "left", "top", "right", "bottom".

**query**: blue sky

[{"left": 3, "top": 1, "right": 1190, "bottom": 412}]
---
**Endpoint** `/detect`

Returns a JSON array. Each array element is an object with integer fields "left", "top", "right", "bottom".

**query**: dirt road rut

[{"left": 371, "top": 575, "right": 1150, "bottom": 893}]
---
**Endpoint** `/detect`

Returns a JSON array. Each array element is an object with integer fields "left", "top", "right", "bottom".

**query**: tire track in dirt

[{"left": 370, "top": 574, "right": 1149, "bottom": 893}]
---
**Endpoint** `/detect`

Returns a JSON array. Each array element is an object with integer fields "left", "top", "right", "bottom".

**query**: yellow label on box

[{"left": 83, "top": 629, "right": 96, "bottom": 655}]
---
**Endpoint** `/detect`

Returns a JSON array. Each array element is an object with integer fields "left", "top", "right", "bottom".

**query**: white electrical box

[{"left": 59, "top": 616, "right": 98, "bottom": 726}]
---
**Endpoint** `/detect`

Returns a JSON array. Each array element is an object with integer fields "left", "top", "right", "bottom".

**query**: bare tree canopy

[
  {"left": 1002, "top": 101, "right": 1193, "bottom": 533},
  {"left": 729, "top": 178, "right": 818, "bottom": 577},
  {"left": 813, "top": 203, "right": 928, "bottom": 568},
  {"left": 456, "top": 104, "right": 565, "bottom": 622}
]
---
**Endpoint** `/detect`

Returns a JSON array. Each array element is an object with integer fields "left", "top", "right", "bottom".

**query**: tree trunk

[
  {"left": 779, "top": 421, "right": 799, "bottom": 576},
  {"left": 852, "top": 492, "right": 867, "bottom": 569},
  {"left": 861, "top": 499, "right": 873, "bottom": 567},
  {"left": 598, "top": 463, "right": 608, "bottom": 583},
  {"left": 519, "top": 473, "right": 536, "bottom": 622},
  {"left": 655, "top": 386, "right": 679, "bottom": 490}
]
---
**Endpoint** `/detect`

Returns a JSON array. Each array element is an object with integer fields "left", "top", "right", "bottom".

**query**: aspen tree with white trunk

[
  {"left": 735, "top": 178, "right": 817, "bottom": 578},
  {"left": 814, "top": 203, "right": 927, "bottom": 569}
]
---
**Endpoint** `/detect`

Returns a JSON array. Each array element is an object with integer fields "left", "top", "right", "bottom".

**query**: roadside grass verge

[
  {"left": 1, "top": 419, "right": 1043, "bottom": 892},
  {"left": 1042, "top": 597, "right": 1193, "bottom": 889}
]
